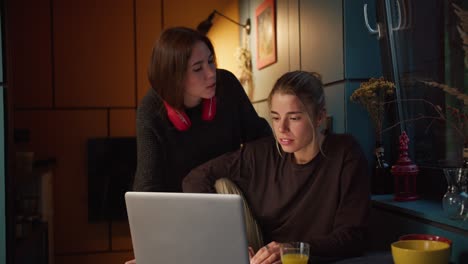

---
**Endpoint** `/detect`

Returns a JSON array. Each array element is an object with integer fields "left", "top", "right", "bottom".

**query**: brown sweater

[{"left": 183, "top": 134, "right": 370, "bottom": 258}]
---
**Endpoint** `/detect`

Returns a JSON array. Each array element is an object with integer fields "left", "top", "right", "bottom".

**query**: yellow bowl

[{"left": 391, "top": 240, "right": 451, "bottom": 264}]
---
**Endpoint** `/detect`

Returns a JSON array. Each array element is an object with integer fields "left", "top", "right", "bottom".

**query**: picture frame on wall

[{"left": 255, "top": 0, "right": 276, "bottom": 70}]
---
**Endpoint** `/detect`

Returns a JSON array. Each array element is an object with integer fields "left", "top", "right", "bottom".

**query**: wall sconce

[{"left": 197, "top": 10, "right": 251, "bottom": 35}]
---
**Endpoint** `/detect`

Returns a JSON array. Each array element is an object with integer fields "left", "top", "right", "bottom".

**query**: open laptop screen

[{"left": 125, "top": 192, "right": 250, "bottom": 264}]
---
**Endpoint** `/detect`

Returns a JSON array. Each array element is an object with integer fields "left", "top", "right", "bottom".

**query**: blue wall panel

[
  {"left": 324, "top": 82, "right": 345, "bottom": 134},
  {"left": 300, "top": 0, "right": 344, "bottom": 84},
  {"left": 345, "top": 81, "right": 376, "bottom": 166},
  {"left": 0, "top": 87, "right": 5, "bottom": 264},
  {"left": 344, "top": 0, "right": 382, "bottom": 79},
  {"left": 0, "top": 15, "right": 3, "bottom": 83},
  {"left": 324, "top": 81, "right": 376, "bottom": 170}
]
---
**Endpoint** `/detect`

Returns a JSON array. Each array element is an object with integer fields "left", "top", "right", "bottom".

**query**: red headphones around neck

[{"left": 163, "top": 97, "right": 217, "bottom": 131}]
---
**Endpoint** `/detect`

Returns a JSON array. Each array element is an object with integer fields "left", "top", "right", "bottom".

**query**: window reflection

[{"left": 379, "top": 0, "right": 467, "bottom": 168}]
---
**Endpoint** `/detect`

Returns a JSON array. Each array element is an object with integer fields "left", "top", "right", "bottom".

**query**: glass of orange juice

[{"left": 280, "top": 242, "right": 310, "bottom": 264}]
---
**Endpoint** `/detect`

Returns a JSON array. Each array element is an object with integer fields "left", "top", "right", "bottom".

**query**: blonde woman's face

[{"left": 270, "top": 93, "right": 319, "bottom": 161}]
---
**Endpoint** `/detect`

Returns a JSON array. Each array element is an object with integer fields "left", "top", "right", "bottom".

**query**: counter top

[{"left": 371, "top": 195, "right": 468, "bottom": 233}]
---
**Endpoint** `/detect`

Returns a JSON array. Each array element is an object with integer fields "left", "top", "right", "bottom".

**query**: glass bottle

[
  {"left": 442, "top": 168, "right": 468, "bottom": 219},
  {"left": 372, "top": 142, "right": 391, "bottom": 194},
  {"left": 463, "top": 145, "right": 468, "bottom": 169},
  {"left": 462, "top": 144, "right": 468, "bottom": 194}
]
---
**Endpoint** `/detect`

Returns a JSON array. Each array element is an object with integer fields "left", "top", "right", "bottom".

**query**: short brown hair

[{"left": 148, "top": 27, "right": 216, "bottom": 110}]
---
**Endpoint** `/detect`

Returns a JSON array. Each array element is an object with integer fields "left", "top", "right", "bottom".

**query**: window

[{"left": 378, "top": 0, "right": 467, "bottom": 195}]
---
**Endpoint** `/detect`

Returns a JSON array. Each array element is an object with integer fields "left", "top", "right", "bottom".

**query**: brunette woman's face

[
  {"left": 183, "top": 41, "right": 216, "bottom": 107},
  {"left": 270, "top": 93, "right": 320, "bottom": 161}
]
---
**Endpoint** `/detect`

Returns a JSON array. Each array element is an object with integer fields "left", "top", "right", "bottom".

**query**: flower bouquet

[{"left": 350, "top": 77, "right": 396, "bottom": 141}]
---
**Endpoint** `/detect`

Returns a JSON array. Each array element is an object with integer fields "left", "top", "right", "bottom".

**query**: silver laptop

[{"left": 125, "top": 192, "right": 250, "bottom": 264}]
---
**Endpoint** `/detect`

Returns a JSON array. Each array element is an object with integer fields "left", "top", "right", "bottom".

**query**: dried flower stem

[
  {"left": 380, "top": 98, "right": 466, "bottom": 142},
  {"left": 350, "top": 77, "right": 395, "bottom": 140}
]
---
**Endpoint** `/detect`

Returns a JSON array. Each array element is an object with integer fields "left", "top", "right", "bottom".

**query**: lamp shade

[{"left": 197, "top": 11, "right": 215, "bottom": 35}]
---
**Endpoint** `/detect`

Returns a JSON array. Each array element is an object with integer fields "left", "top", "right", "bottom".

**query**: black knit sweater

[{"left": 133, "top": 69, "right": 271, "bottom": 192}]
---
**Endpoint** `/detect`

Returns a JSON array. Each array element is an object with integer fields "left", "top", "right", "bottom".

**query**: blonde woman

[{"left": 183, "top": 71, "right": 370, "bottom": 264}]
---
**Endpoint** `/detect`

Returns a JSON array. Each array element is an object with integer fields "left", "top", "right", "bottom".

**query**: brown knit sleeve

[{"left": 182, "top": 149, "right": 243, "bottom": 193}]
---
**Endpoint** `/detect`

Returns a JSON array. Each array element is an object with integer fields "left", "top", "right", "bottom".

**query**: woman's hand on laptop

[
  {"left": 249, "top": 241, "right": 281, "bottom": 264},
  {"left": 124, "top": 259, "right": 136, "bottom": 264}
]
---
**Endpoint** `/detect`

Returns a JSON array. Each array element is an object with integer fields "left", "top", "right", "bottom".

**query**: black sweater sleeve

[
  {"left": 132, "top": 122, "right": 165, "bottom": 191},
  {"left": 222, "top": 70, "right": 272, "bottom": 142},
  {"left": 132, "top": 92, "right": 166, "bottom": 192}
]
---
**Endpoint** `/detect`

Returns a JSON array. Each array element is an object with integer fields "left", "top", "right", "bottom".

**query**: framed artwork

[{"left": 255, "top": 0, "right": 276, "bottom": 69}]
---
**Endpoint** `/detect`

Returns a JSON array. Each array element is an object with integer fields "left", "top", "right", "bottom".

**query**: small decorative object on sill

[
  {"left": 372, "top": 141, "right": 392, "bottom": 194},
  {"left": 391, "top": 131, "right": 420, "bottom": 202},
  {"left": 442, "top": 167, "right": 468, "bottom": 219}
]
